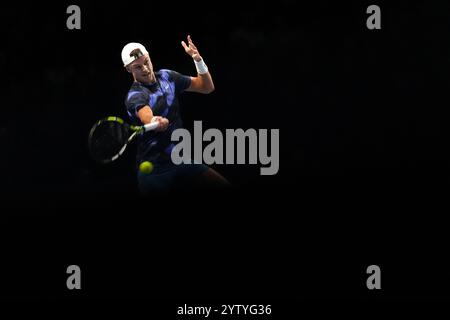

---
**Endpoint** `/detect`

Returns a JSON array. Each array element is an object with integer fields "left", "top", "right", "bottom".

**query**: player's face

[{"left": 129, "top": 54, "right": 155, "bottom": 83}]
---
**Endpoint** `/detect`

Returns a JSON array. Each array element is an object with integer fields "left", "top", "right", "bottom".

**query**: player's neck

[
  {"left": 134, "top": 72, "right": 157, "bottom": 85},
  {"left": 147, "top": 72, "right": 156, "bottom": 84}
]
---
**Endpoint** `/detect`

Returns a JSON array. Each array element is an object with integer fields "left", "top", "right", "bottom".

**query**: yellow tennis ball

[{"left": 139, "top": 161, "right": 154, "bottom": 174}]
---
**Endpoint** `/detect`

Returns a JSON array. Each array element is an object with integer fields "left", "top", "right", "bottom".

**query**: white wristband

[{"left": 194, "top": 59, "right": 208, "bottom": 74}]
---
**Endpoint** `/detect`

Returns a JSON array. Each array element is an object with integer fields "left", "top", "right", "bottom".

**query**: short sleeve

[
  {"left": 125, "top": 90, "right": 149, "bottom": 122},
  {"left": 167, "top": 70, "right": 192, "bottom": 94}
]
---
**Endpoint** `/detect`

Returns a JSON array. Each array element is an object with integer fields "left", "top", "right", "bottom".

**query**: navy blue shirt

[{"left": 125, "top": 69, "right": 191, "bottom": 164}]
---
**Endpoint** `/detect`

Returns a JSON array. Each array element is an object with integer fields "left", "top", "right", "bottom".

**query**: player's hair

[{"left": 129, "top": 48, "right": 144, "bottom": 60}]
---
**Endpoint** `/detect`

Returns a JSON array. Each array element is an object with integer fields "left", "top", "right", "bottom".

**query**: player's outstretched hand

[{"left": 181, "top": 35, "right": 202, "bottom": 62}]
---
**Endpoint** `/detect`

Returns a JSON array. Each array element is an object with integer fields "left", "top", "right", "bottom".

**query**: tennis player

[{"left": 122, "top": 36, "right": 229, "bottom": 194}]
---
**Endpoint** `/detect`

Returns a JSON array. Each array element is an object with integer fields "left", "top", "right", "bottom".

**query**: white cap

[{"left": 121, "top": 42, "right": 149, "bottom": 67}]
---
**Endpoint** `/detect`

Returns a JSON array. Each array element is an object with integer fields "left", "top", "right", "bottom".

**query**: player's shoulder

[
  {"left": 158, "top": 69, "right": 187, "bottom": 79},
  {"left": 125, "top": 82, "right": 147, "bottom": 103},
  {"left": 158, "top": 68, "right": 175, "bottom": 74},
  {"left": 128, "top": 81, "right": 145, "bottom": 91},
  {"left": 157, "top": 69, "right": 176, "bottom": 79},
  {"left": 126, "top": 81, "right": 149, "bottom": 96}
]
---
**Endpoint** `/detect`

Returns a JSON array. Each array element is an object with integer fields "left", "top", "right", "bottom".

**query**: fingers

[
  {"left": 183, "top": 35, "right": 199, "bottom": 58},
  {"left": 188, "top": 35, "right": 197, "bottom": 50},
  {"left": 153, "top": 116, "right": 169, "bottom": 131},
  {"left": 160, "top": 118, "right": 169, "bottom": 131}
]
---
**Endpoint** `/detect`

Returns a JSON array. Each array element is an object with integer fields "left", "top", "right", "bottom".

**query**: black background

[{"left": 1, "top": 0, "right": 450, "bottom": 313}]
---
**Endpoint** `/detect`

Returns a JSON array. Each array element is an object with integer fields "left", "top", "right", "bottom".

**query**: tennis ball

[{"left": 139, "top": 161, "right": 154, "bottom": 174}]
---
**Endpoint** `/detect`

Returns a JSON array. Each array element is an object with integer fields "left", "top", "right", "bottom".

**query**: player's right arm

[{"left": 137, "top": 105, "right": 169, "bottom": 132}]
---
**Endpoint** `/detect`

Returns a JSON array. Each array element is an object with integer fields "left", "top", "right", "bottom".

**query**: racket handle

[{"left": 143, "top": 122, "right": 159, "bottom": 132}]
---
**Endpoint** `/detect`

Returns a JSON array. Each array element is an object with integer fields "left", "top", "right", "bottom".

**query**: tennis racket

[{"left": 88, "top": 116, "right": 159, "bottom": 164}]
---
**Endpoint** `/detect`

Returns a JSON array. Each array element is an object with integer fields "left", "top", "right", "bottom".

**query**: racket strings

[{"left": 89, "top": 121, "right": 130, "bottom": 162}]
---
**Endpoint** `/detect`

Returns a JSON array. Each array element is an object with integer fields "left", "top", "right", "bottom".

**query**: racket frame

[{"left": 88, "top": 116, "right": 159, "bottom": 164}]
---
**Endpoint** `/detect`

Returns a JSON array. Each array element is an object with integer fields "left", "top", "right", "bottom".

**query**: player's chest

[{"left": 148, "top": 84, "right": 177, "bottom": 116}]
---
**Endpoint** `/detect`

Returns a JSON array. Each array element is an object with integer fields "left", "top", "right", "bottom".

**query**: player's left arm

[{"left": 181, "top": 35, "right": 215, "bottom": 94}]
